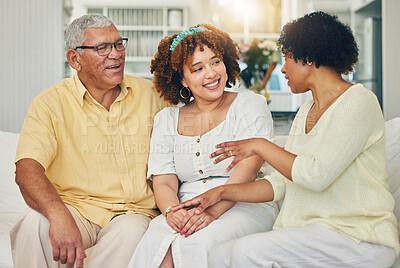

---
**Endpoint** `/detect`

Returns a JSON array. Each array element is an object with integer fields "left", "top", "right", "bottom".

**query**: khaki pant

[{"left": 10, "top": 204, "right": 151, "bottom": 268}]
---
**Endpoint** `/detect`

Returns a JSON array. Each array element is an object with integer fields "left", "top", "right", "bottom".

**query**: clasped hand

[
  {"left": 170, "top": 139, "right": 258, "bottom": 228},
  {"left": 166, "top": 207, "right": 216, "bottom": 237}
]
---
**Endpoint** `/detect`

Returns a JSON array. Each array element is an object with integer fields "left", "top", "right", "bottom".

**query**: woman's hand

[
  {"left": 178, "top": 209, "right": 218, "bottom": 237},
  {"left": 165, "top": 208, "right": 189, "bottom": 232},
  {"left": 210, "top": 138, "right": 262, "bottom": 172},
  {"left": 171, "top": 186, "right": 223, "bottom": 216}
]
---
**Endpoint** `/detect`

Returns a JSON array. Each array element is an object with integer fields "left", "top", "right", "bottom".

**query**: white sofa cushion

[
  {"left": 0, "top": 130, "right": 26, "bottom": 268},
  {"left": 0, "top": 131, "right": 27, "bottom": 213}
]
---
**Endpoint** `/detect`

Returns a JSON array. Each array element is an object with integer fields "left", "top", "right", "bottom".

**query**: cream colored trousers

[
  {"left": 209, "top": 224, "right": 396, "bottom": 268},
  {"left": 10, "top": 204, "right": 151, "bottom": 268}
]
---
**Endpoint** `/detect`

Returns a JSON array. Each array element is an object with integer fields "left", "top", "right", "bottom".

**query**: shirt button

[
  {"left": 196, "top": 138, "right": 200, "bottom": 143},
  {"left": 196, "top": 152, "right": 200, "bottom": 157},
  {"left": 199, "top": 170, "right": 203, "bottom": 174}
]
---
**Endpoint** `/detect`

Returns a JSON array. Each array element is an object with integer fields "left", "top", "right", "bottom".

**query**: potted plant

[{"left": 240, "top": 39, "right": 280, "bottom": 100}]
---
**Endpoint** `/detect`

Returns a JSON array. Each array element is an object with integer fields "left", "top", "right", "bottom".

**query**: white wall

[
  {"left": 1, "top": 0, "right": 397, "bottom": 134},
  {"left": 0, "top": 0, "right": 64, "bottom": 133},
  {"left": 382, "top": 0, "right": 400, "bottom": 120}
]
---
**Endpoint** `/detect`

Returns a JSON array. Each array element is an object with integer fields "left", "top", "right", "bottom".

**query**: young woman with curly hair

[
  {"left": 174, "top": 12, "right": 399, "bottom": 267},
  {"left": 127, "top": 24, "right": 278, "bottom": 268}
]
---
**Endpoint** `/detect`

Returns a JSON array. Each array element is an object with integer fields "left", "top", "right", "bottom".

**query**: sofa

[
  {"left": 0, "top": 131, "right": 27, "bottom": 268},
  {"left": 0, "top": 117, "right": 399, "bottom": 268}
]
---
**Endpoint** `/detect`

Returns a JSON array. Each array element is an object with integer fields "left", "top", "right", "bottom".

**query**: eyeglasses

[{"left": 75, "top": 38, "right": 128, "bottom": 56}]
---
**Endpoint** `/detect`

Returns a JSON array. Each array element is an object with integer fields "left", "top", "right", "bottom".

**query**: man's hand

[
  {"left": 15, "top": 159, "right": 87, "bottom": 267},
  {"left": 48, "top": 209, "right": 86, "bottom": 268}
]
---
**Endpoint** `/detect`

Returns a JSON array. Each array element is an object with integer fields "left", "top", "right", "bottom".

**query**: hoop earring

[
  {"left": 180, "top": 87, "right": 191, "bottom": 100},
  {"left": 307, "top": 61, "right": 313, "bottom": 66}
]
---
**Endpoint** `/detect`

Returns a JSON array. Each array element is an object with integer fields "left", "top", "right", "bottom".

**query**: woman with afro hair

[
  {"left": 174, "top": 12, "right": 399, "bottom": 267},
  {"left": 127, "top": 24, "right": 278, "bottom": 267}
]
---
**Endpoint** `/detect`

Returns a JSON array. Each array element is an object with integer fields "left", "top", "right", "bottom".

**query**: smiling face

[
  {"left": 76, "top": 25, "right": 125, "bottom": 92},
  {"left": 181, "top": 45, "right": 227, "bottom": 103},
  {"left": 281, "top": 53, "right": 312, "bottom": 94}
]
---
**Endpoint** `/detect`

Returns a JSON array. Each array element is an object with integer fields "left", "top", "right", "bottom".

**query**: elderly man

[{"left": 10, "top": 14, "right": 169, "bottom": 268}]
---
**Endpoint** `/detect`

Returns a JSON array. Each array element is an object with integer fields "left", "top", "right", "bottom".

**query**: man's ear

[{"left": 66, "top": 49, "right": 81, "bottom": 71}]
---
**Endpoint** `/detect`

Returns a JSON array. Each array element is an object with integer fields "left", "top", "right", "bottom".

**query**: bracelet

[{"left": 164, "top": 206, "right": 172, "bottom": 217}]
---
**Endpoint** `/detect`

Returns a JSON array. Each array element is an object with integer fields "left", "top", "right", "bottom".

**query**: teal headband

[{"left": 169, "top": 26, "right": 211, "bottom": 52}]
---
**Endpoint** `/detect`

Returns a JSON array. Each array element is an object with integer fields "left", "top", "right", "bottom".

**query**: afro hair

[{"left": 277, "top": 11, "right": 359, "bottom": 74}]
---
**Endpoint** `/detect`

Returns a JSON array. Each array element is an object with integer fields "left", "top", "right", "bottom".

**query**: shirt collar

[{"left": 73, "top": 74, "right": 132, "bottom": 107}]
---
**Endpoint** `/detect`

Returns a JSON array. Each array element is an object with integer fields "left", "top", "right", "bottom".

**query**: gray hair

[{"left": 66, "top": 14, "right": 114, "bottom": 52}]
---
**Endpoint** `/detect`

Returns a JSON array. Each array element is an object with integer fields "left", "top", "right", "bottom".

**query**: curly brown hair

[
  {"left": 150, "top": 24, "right": 241, "bottom": 105},
  {"left": 277, "top": 11, "right": 358, "bottom": 74}
]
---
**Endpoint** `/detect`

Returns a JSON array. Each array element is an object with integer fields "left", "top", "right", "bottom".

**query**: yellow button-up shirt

[{"left": 15, "top": 74, "right": 170, "bottom": 227}]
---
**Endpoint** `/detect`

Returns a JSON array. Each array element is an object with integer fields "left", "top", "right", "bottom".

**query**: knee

[
  {"left": 25, "top": 209, "right": 49, "bottom": 232},
  {"left": 109, "top": 214, "right": 150, "bottom": 241},
  {"left": 11, "top": 209, "right": 50, "bottom": 244}
]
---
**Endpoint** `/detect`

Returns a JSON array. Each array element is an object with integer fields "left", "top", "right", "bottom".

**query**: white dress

[{"left": 127, "top": 90, "right": 278, "bottom": 268}]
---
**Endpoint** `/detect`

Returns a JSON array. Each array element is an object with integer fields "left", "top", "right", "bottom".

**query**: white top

[
  {"left": 147, "top": 90, "right": 274, "bottom": 182},
  {"left": 267, "top": 84, "right": 400, "bottom": 254},
  {"left": 128, "top": 90, "right": 277, "bottom": 268}
]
